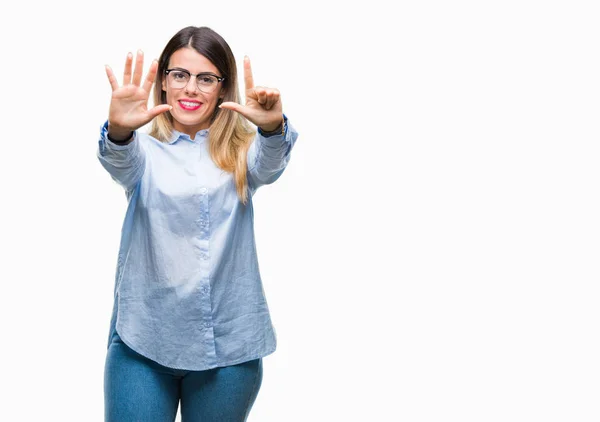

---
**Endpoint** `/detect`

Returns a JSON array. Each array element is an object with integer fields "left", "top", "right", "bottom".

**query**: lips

[{"left": 178, "top": 100, "right": 202, "bottom": 111}]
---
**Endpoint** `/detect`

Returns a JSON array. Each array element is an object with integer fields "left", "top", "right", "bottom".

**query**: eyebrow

[{"left": 168, "top": 67, "right": 221, "bottom": 77}]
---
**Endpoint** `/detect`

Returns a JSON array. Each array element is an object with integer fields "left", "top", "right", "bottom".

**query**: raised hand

[
  {"left": 219, "top": 56, "right": 283, "bottom": 132},
  {"left": 105, "top": 50, "right": 172, "bottom": 139}
]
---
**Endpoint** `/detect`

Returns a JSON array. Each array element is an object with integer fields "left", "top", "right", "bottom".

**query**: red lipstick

[{"left": 178, "top": 99, "right": 202, "bottom": 111}]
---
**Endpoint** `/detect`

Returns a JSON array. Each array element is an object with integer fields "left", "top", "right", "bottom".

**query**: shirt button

[
  {"left": 200, "top": 188, "right": 207, "bottom": 194},
  {"left": 204, "top": 322, "right": 212, "bottom": 328}
]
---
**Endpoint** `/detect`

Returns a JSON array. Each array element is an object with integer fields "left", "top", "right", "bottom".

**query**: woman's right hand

[{"left": 105, "top": 50, "right": 171, "bottom": 140}]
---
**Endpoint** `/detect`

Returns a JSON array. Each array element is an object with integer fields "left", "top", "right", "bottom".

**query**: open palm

[
  {"left": 220, "top": 56, "right": 283, "bottom": 132},
  {"left": 105, "top": 50, "right": 171, "bottom": 138}
]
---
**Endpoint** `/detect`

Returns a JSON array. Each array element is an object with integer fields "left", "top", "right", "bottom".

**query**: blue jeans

[{"left": 104, "top": 332, "right": 263, "bottom": 422}]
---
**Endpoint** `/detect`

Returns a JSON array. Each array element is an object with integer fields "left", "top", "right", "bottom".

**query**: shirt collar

[{"left": 168, "top": 128, "right": 210, "bottom": 145}]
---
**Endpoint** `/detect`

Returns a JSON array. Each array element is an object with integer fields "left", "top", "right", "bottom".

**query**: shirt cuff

[
  {"left": 101, "top": 121, "right": 138, "bottom": 150},
  {"left": 257, "top": 114, "right": 288, "bottom": 138}
]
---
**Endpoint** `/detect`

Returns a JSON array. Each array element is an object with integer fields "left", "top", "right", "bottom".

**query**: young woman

[{"left": 98, "top": 26, "right": 298, "bottom": 422}]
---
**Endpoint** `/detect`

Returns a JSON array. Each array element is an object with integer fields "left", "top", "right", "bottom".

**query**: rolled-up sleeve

[
  {"left": 97, "top": 121, "right": 146, "bottom": 192},
  {"left": 247, "top": 116, "right": 299, "bottom": 190}
]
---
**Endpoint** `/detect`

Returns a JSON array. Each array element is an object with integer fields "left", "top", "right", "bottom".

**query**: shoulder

[{"left": 138, "top": 131, "right": 170, "bottom": 150}]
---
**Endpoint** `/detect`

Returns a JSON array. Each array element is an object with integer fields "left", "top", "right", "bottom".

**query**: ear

[{"left": 162, "top": 78, "right": 166, "bottom": 92}]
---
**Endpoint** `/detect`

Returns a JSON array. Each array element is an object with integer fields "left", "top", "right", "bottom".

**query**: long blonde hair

[{"left": 149, "top": 26, "right": 255, "bottom": 204}]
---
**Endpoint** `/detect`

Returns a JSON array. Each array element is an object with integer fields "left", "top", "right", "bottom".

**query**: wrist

[
  {"left": 107, "top": 124, "right": 133, "bottom": 142},
  {"left": 107, "top": 132, "right": 133, "bottom": 143},
  {"left": 259, "top": 122, "right": 281, "bottom": 133},
  {"left": 258, "top": 116, "right": 285, "bottom": 136}
]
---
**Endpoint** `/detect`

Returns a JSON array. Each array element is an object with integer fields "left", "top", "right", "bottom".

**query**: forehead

[{"left": 168, "top": 48, "right": 219, "bottom": 74}]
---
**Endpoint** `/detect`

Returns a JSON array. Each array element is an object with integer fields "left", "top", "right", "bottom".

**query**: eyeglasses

[{"left": 165, "top": 68, "right": 225, "bottom": 93}]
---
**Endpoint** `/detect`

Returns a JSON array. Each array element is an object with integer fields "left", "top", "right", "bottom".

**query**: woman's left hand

[{"left": 219, "top": 56, "right": 283, "bottom": 132}]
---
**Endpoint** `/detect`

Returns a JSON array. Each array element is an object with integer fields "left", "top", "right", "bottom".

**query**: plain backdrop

[{"left": 1, "top": 0, "right": 599, "bottom": 421}]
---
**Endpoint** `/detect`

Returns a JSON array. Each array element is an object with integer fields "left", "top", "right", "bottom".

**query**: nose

[{"left": 184, "top": 75, "right": 199, "bottom": 94}]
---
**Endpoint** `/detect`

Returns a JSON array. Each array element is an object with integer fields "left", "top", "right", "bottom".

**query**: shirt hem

[{"left": 115, "top": 325, "right": 277, "bottom": 372}]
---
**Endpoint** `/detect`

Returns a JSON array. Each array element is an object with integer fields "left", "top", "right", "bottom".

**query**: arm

[
  {"left": 247, "top": 115, "right": 299, "bottom": 188},
  {"left": 97, "top": 50, "right": 170, "bottom": 190},
  {"left": 220, "top": 56, "right": 298, "bottom": 189},
  {"left": 97, "top": 121, "right": 145, "bottom": 191}
]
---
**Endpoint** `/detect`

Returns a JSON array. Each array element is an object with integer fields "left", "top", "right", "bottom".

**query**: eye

[
  {"left": 171, "top": 71, "right": 188, "bottom": 81},
  {"left": 198, "top": 75, "right": 216, "bottom": 85}
]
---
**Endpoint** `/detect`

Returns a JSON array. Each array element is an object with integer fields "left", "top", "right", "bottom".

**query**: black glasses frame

[{"left": 164, "top": 68, "right": 225, "bottom": 90}]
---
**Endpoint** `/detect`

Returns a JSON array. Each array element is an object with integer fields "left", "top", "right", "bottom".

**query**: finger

[
  {"left": 142, "top": 59, "right": 159, "bottom": 93},
  {"left": 243, "top": 56, "right": 254, "bottom": 91},
  {"left": 132, "top": 50, "right": 144, "bottom": 86},
  {"left": 265, "top": 90, "right": 280, "bottom": 110},
  {"left": 105, "top": 65, "right": 119, "bottom": 91},
  {"left": 145, "top": 104, "right": 172, "bottom": 121},
  {"left": 123, "top": 52, "right": 133, "bottom": 85},
  {"left": 263, "top": 92, "right": 273, "bottom": 110},
  {"left": 255, "top": 87, "right": 267, "bottom": 105},
  {"left": 219, "top": 101, "right": 250, "bottom": 118}
]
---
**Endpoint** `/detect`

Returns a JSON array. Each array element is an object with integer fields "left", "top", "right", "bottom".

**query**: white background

[{"left": 1, "top": 0, "right": 599, "bottom": 421}]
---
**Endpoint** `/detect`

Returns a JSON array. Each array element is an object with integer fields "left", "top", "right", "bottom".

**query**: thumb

[
  {"left": 146, "top": 104, "right": 172, "bottom": 120},
  {"left": 219, "top": 102, "right": 249, "bottom": 117}
]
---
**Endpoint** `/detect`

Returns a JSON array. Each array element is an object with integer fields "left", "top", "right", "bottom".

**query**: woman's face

[{"left": 162, "top": 47, "right": 224, "bottom": 137}]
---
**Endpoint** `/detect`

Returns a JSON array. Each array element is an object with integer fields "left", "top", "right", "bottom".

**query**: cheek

[
  {"left": 164, "top": 89, "right": 177, "bottom": 105},
  {"left": 209, "top": 90, "right": 223, "bottom": 104}
]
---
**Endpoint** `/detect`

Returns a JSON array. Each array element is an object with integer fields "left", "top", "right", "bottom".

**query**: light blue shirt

[{"left": 97, "top": 117, "right": 298, "bottom": 370}]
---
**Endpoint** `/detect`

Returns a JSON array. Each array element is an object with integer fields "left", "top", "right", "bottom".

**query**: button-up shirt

[{"left": 97, "top": 117, "right": 298, "bottom": 370}]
